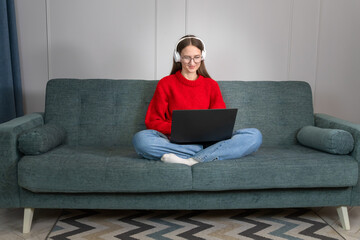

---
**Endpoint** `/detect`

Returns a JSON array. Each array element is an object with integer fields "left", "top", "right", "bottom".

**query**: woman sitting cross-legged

[{"left": 132, "top": 35, "right": 262, "bottom": 166}]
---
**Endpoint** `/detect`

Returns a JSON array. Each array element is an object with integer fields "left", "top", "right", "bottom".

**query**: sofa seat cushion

[
  {"left": 18, "top": 145, "right": 192, "bottom": 193},
  {"left": 192, "top": 145, "right": 358, "bottom": 191}
]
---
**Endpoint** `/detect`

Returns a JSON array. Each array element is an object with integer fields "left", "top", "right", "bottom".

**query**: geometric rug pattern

[{"left": 47, "top": 208, "right": 342, "bottom": 240}]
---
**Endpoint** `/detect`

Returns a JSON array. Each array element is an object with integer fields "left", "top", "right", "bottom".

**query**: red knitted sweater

[{"left": 145, "top": 71, "right": 226, "bottom": 135}]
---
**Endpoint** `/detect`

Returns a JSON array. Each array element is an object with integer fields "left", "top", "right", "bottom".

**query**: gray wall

[{"left": 15, "top": 0, "right": 360, "bottom": 124}]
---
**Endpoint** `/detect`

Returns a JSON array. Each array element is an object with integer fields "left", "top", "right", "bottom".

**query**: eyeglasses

[{"left": 181, "top": 56, "right": 202, "bottom": 64}]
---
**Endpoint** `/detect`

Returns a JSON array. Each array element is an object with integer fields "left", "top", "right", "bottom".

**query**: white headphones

[{"left": 173, "top": 36, "right": 207, "bottom": 62}]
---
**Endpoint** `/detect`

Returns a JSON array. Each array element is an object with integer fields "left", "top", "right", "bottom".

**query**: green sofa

[{"left": 1, "top": 79, "right": 359, "bottom": 233}]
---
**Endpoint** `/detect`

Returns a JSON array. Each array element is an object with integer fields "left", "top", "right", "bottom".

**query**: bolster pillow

[
  {"left": 18, "top": 124, "right": 66, "bottom": 155},
  {"left": 297, "top": 126, "right": 354, "bottom": 155}
]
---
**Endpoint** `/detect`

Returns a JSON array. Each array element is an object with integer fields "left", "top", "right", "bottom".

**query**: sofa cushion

[
  {"left": 18, "top": 124, "right": 66, "bottom": 155},
  {"left": 18, "top": 145, "right": 358, "bottom": 193},
  {"left": 18, "top": 146, "right": 192, "bottom": 193},
  {"left": 44, "top": 79, "right": 314, "bottom": 148},
  {"left": 44, "top": 79, "right": 156, "bottom": 147},
  {"left": 192, "top": 145, "right": 358, "bottom": 191},
  {"left": 218, "top": 81, "right": 314, "bottom": 146},
  {"left": 297, "top": 126, "right": 354, "bottom": 155}
]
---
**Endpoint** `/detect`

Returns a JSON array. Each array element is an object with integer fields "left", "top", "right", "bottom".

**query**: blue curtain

[{"left": 0, "top": 0, "right": 23, "bottom": 123}]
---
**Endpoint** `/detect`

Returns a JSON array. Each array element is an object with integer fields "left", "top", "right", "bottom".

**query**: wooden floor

[{"left": 0, "top": 207, "right": 360, "bottom": 239}]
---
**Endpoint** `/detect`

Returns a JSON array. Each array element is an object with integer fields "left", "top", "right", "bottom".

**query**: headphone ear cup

[
  {"left": 173, "top": 50, "right": 181, "bottom": 62},
  {"left": 201, "top": 50, "right": 206, "bottom": 60}
]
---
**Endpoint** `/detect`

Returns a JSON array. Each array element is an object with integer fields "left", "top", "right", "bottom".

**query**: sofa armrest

[
  {"left": 0, "top": 113, "right": 44, "bottom": 207},
  {"left": 315, "top": 113, "right": 360, "bottom": 206}
]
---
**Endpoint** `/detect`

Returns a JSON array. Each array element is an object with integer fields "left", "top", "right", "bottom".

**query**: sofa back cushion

[
  {"left": 45, "top": 79, "right": 314, "bottom": 147},
  {"left": 219, "top": 81, "right": 314, "bottom": 146},
  {"left": 45, "top": 79, "right": 156, "bottom": 147}
]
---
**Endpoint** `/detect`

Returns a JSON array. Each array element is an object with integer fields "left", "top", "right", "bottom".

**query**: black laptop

[{"left": 170, "top": 108, "right": 238, "bottom": 144}]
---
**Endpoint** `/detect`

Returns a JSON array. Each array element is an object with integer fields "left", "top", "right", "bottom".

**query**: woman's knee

[
  {"left": 234, "top": 128, "right": 262, "bottom": 150},
  {"left": 249, "top": 128, "right": 262, "bottom": 150},
  {"left": 132, "top": 130, "right": 161, "bottom": 153}
]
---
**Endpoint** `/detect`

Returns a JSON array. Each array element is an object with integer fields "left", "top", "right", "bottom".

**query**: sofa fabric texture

[
  {"left": 17, "top": 145, "right": 358, "bottom": 193},
  {"left": 219, "top": 81, "right": 314, "bottom": 146},
  {"left": 315, "top": 113, "right": 360, "bottom": 205},
  {"left": 44, "top": 80, "right": 155, "bottom": 147},
  {"left": 19, "top": 187, "right": 351, "bottom": 210},
  {"left": 297, "top": 125, "right": 354, "bottom": 155},
  {"left": 44, "top": 80, "right": 314, "bottom": 148},
  {"left": 18, "top": 146, "right": 193, "bottom": 193},
  {"left": 18, "top": 124, "right": 66, "bottom": 155},
  {"left": 0, "top": 113, "right": 43, "bottom": 207}
]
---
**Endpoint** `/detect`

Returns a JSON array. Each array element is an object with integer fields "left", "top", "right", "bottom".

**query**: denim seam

[{"left": 194, "top": 141, "right": 225, "bottom": 162}]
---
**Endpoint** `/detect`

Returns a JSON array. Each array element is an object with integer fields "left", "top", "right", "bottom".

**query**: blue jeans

[{"left": 132, "top": 128, "right": 262, "bottom": 163}]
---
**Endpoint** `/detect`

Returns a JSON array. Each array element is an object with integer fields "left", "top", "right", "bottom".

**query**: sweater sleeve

[
  {"left": 210, "top": 81, "right": 226, "bottom": 109},
  {"left": 145, "top": 80, "right": 172, "bottom": 135}
]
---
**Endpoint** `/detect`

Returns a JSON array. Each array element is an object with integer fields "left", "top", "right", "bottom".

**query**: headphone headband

[{"left": 173, "top": 36, "right": 207, "bottom": 62}]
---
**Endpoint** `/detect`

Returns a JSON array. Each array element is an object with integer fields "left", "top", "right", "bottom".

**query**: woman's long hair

[{"left": 170, "top": 35, "right": 211, "bottom": 78}]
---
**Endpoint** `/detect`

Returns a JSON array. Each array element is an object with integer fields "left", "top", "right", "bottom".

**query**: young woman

[{"left": 132, "top": 35, "right": 262, "bottom": 166}]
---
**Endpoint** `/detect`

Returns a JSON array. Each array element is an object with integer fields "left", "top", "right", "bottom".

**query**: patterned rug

[{"left": 46, "top": 209, "right": 342, "bottom": 240}]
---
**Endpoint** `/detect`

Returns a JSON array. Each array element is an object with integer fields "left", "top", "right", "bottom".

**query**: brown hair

[{"left": 170, "top": 35, "right": 211, "bottom": 78}]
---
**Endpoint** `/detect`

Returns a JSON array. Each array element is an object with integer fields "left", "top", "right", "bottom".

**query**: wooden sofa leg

[
  {"left": 23, "top": 208, "right": 34, "bottom": 234},
  {"left": 337, "top": 206, "right": 350, "bottom": 230}
]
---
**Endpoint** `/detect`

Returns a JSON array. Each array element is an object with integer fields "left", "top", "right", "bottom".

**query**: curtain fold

[{"left": 0, "top": 0, "right": 23, "bottom": 123}]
